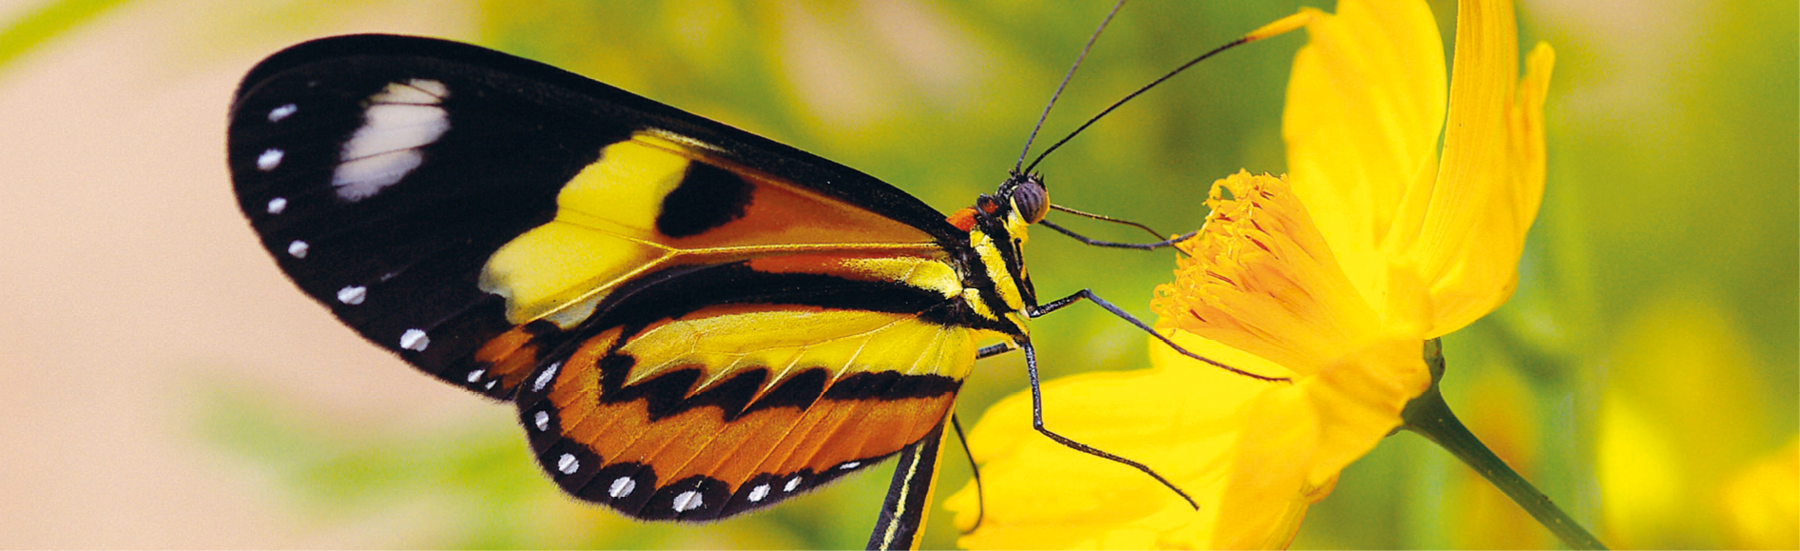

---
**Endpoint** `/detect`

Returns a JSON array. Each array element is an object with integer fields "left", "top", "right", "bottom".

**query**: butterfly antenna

[
  {"left": 1048, "top": 203, "right": 1166, "bottom": 241},
  {"left": 1014, "top": 0, "right": 1129, "bottom": 173},
  {"left": 1023, "top": 11, "right": 1315, "bottom": 174}
]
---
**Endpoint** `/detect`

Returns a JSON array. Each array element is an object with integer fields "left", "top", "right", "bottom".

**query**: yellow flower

[
  {"left": 1600, "top": 294, "right": 1799, "bottom": 549},
  {"left": 945, "top": 0, "right": 1553, "bottom": 548},
  {"left": 1719, "top": 437, "right": 1799, "bottom": 550}
]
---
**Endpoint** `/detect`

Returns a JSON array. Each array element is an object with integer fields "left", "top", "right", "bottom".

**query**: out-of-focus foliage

[{"left": 6, "top": 0, "right": 1787, "bottom": 548}]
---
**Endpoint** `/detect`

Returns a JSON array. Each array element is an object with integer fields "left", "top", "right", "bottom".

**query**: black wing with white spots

[
  {"left": 229, "top": 37, "right": 621, "bottom": 398},
  {"left": 227, "top": 35, "right": 960, "bottom": 399}
]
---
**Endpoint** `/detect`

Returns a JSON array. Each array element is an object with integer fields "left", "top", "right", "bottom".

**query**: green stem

[{"left": 1401, "top": 339, "right": 1608, "bottom": 550}]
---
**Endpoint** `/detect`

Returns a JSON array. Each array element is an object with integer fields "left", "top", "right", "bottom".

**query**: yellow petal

[
  {"left": 1386, "top": 0, "right": 1519, "bottom": 276},
  {"left": 1412, "top": 43, "right": 1555, "bottom": 335},
  {"left": 1198, "top": 302, "right": 1429, "bottom": 547},
  {"left": 1282, "top": 0, "right": 1446, "bottom": 305},
  {"left": 1508, "top": 45, "right": 1555, "bottom": 243},
  {"left": 1385, "top": 0, "right": 1555, "bottom": 335},
  {"left": 944, "top": 343, "right": 1280, "bottom": 550},
  {"left": 1424, "top": 43, "right": 1555, "bottom": 333},
  {"left": 1719, "top": 437, "right": 1800, "bottom": 550}
]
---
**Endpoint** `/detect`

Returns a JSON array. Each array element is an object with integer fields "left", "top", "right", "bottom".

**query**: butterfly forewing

[
  {"left": 230, "top": 38, "right": 625, "bottom": 397},
  {"left": 229, "top": 35, "right": 966, "bottom": 396}
]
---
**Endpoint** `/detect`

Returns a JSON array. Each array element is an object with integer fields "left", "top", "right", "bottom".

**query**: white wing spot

[
  {"left": 256, "top": 148, "right": 284, "bottom": 171},
  {"left": 532, "top": 411, "right": 550, "bottom": 431},
  {"left": 484, "top": 380, "right": 496, "bottom": 390},
  {"left": 608, "top": 476, "right": 636, "bottom": 498},
  {"left": 533, "top": 362, "right": 560, "bottom": 392},
  {"left": 672, "top": 491, "right": 703, "bottom": 513},
  {"left": 783, "top": 476, "right": 802, "bottom": 492},
  {"left": 384, "top": 79, "right": 448, "bottom": 100},
  {"left": 266, "top": 197, "right": 287, "bottom": 214},
  {"left": 838, "top": 461, "right": 861, "bottom": 471},
  {"left": 747, "top": 484, "right": 771, "bottom": 503},
  {"left": 331, "top": 79, "right": 450, "bottom": 201},
  {"left": 286, "top": 240, "right": 308, "bottom": 258},
  {"left": 556, "top": 453, "right": 579, "bottom": 474},
  {"left": 399, "top": 329, "right": 429, "bottom": 351},
  {"left": 336, "top": 286, "right": 366, "bottom": 305},
  {"left": 268, "top": 103, "right": 297, "bottom": 122},
  {"left": 465, "top": 369, "right": 484, "bottom": 383}
]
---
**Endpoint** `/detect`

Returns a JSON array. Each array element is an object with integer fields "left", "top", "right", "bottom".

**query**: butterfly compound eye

[{"left": 1010, "top": 176, "right": 1049, "bottom": 224}]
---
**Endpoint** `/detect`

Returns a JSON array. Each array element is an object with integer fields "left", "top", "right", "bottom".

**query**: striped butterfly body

[{"left": 229, "top": 34, "right": 1048, "bottom": 522}]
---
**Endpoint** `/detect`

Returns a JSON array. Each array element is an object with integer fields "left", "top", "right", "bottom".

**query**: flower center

[{"left": 1154, "top": 171, "right": 1382, "bottom": 377}]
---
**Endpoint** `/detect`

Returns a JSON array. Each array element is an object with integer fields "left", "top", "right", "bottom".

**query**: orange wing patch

[
  {"left": 513, "top": 307, "right": 981, "bottom": 520},
  {"left": 449, "top": 321, "right": 559, "bottom": 397}
]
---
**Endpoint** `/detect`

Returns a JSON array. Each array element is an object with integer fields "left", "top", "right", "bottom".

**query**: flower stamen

[{"left": 1155, "top": 171, "right": 1382, "bottom": 377}]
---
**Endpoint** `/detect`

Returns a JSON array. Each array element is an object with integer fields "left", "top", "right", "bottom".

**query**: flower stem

[{"left": 1401, "top": 339, "right": 1608, "bottom": 550}]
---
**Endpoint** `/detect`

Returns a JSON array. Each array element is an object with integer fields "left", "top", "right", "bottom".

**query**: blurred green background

[{"left": 0, "top": 0, "right": 1792, "bottom": 548}]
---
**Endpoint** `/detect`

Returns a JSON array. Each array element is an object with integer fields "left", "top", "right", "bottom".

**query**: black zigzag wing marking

[{"left": 509, "top": 262, "right": 974, "bottom": 520}]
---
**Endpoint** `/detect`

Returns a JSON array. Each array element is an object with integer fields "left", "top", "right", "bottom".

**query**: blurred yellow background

[{"left": 0, "top": 0, "right": 1792, "bottom": 548}]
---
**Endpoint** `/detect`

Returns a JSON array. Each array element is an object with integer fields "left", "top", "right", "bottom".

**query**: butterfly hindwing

[
  {"left": 867, "top": 419, "right": 947, "bottom": 551},
  {"left": 511, "top": 260, "right": 983, "bottom": 520},
  {"left": 228, "top": 35, "right": 968, "bottom": 400}
]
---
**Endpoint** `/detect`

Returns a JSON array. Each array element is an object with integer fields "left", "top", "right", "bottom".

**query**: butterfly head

[{"left": 976, "top": 171, "right": 1048, "bottom": 229}]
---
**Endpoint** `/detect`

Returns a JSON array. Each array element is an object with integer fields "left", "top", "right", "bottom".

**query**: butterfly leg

[
  {"left": 1038, "top": 219, "right": 1197, "bottom": 250},
  {"left": 950, "top": 414, "right": 985, "bottom": 534},
  {"left": 867, "top": 420, "right": 947, "bottom": 551},
  {"left": 866, "top": 407, "right": 991, "bottom": 548},
  {"left": 1017, "top": 337, "right": 1198, "bottom": 509},
  {"left": 1031, "top": 288, "right": 1290, "bottom": 382},
  {"left": 976, "top": 342, "right": 1018, "bottom": 359}
]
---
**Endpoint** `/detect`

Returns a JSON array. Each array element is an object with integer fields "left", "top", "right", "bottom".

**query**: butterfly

[{"left": 227, "top": 11, "right": 1296, "bottom": 548}]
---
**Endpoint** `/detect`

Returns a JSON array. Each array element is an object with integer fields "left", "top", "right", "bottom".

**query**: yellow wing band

[{"left": 480, "top": 133, "right": 948, "bottom": 329}]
